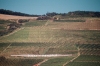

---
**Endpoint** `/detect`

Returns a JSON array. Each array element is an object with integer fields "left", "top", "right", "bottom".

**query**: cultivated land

[
  {"left": 0, "top": 14, "right": 38, "bottom": 20},
  {"left": 0, "top": 16, "right": 100, "bottom": 66}
]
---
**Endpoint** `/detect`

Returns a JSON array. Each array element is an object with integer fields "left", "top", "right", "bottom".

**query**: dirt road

[{"left": 11, "top": 54, "right": 72, "bottom": 57}]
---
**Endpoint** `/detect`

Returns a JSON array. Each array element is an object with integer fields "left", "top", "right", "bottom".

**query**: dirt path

[
  {"left": 45, "top": 20, "right": 52, "bottom": 26},
  {"left": 33, "top": 59, "right": 48, "bottom": 66},
  {"left": 11, "top": 54, "right": 72, "bottom": 57},
  {"left": 63, "top": 47, "right": 80, "bottom": 66},
  {"left": 0, "top": 27, "right": 24, "bottom": 39},
  {"left": 0, "top": 43, "right": 12, "bottom": 54}
]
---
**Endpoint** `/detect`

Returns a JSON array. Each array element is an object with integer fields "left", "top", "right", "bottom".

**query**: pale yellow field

[{"left": 0, "top": 14, "right": 38, "bottom": 20}]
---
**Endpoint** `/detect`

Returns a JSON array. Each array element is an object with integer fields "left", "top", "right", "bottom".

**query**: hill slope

[{"left": 0, "top": 14, "right": 38, "bottom": 20}]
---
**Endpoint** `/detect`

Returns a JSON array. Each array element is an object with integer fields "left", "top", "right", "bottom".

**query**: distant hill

[
  {"left": 0, "top": 9, "right": 39, "bottom": 17},
  {"left": 67, "top": 11, "right": 100, "bottom": 17},
  {"left": 46, "top": 11, "right": 100, "bottom": 17}
]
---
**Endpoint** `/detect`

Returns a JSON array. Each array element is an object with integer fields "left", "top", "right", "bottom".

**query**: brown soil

[
  {"left": 50, "top": 19, "right": 100, "bottom": 30},
  {"left": 0, "top": 14, "right": 38, "bottom": 20}
]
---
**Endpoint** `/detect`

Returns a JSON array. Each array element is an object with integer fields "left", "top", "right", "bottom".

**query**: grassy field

[
  {"left": 0, "top": 29, "right": 100, "bottom": 43},
  {"left": 23, "top": 20, "right": 47, "bottom": 27}
]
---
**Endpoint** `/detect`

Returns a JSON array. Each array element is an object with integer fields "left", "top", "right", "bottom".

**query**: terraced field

[
  {"left": 41, "top": 57, "right": 74, "bottom": 66},
  {"left": 0, "top": 18, "right": 100, "bottom": 66},
  {"left": 66, "top": 55, "right": 100, "bottom": 66}
]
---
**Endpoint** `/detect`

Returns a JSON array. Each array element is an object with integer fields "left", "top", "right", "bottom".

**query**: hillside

[
  {"left": 0, "top": 9, "right": 100, "bottom": 66},
  {"left": 0, "top": 14, "right": 38, "bottom": 20}
]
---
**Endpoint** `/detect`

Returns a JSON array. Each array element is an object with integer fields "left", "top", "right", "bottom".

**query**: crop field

[
  {"left": 41, "top": 57, "right": 74, "bottom": 66},
  {"left": 54, "top": 19, "right": 86, "bottom": 22},
  {"left": 0, "top": 43, "right": 10, "bottom": 52},
  {"left": 0, "top": 58, "right": 43, "bottom": 66},
  {"left": 66, "top": 55, "right": 100, "bottom": 66},
  {"left": 0, "top": 42, "right": 77, "bottom": 57},
  {"left": 65, "top": 44, "right": 100, "bottom": 66},
  {"left": 0, "top": 17, "right": 100, "bottom": 66},
  {"left": 76, "top": 44, "right": 100, "bottom": 55}
]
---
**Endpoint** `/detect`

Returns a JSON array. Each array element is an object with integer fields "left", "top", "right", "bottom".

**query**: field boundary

[
  {"left": 0, "top": 43, "right": 12, "bottom": 54},
  {"left": 33, "top": 59, "right": 48, "bottom": 66},
  {"left": 63, "top": 47, "right": 80, "bottom": 66},
  {"left": 0, "top": 27, "right": 24, "bottom": 39}
]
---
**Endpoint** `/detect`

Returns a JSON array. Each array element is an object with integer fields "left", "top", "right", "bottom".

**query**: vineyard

[
  {"left": 66, "top": 55, "right": 100, "bottom": 66},
  {"left": 0, "top": 57, "right": 43, "bottom": 66},
  {"left": 0, "top": 18, "right": 100, "bottom": 66}
]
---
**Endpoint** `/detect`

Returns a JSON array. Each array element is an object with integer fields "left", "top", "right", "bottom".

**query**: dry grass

[
  {"left": 0, "top": 14, "right": 38, "bottom": 20},
  {"left": 48, "top": 18, "right": 100, "bottom": 30}
]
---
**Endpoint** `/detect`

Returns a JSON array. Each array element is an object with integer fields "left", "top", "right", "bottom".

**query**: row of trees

[
  {"left": 46, "top": 11, "right": 100, "bottom": 17},
  {"left": 0, "top": 9, "right": 39, "bottom": 17},
  {"left": 0, "top": 9, "right": 100, "bottom": 17}
]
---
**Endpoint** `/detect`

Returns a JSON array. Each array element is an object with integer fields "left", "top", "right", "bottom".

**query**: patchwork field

[{"left": 0, "top": 17, "right": 100, "bottom": 66}]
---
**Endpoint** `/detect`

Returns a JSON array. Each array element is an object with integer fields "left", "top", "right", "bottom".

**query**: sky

[{"left": 0, "top": 0, "right": 100, "bottom": 15}]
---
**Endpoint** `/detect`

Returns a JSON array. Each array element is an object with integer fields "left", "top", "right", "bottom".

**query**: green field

[
  {"left": 66, "top": 55, "right": 100, "bottom": 66},
  {"left": 0, "top": 43, "right": 10, "bottom": 52},
  {"left": 76, "top": 44, "right": 100, "bottom": 55},
  {"left": 66, "top": 62, "right": 100, "bottom": 66},
  {"left": 41, "top": 57, "right": 74, "bottom": 66},
  {"left": 1, "top": 27, "right": 100, "bottom": 43},
  {"left": 54, "top": 19, "right": 86, "bottom": 22}
]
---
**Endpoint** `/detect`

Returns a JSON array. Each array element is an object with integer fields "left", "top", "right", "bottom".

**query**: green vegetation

[
  {"left": 1, "top": 28, "right": 100, "bottom": 43},
  {"left": 0, "top": 9, "right": 39, "bottom": 17},
  {"left": 0, "top": 26, "right": 6, "bottom": 31},
  {"left": 0, "top": 17, "right": 100, "bottom": 66},
  {"left": 3, "top": 28, "right": 29, "bottom": 39},
  {"left": 76, "top": 44, "right": 100, "bottom": 55},
  {"left": 0, "top": 42, "right": 77, "bottom": 56},
  {"left": 0, "top": 20, "right": 12, "bottom": 24},
  {"left": 66, "top": 62, "right": 100, "bottom": 66},
  {"left": 54, "top": 20, "right": 85, "bottom": 22},
  {"left": 0, "top": 20, "right": 22, "bottom": 36},
  {"left": 23, "top": 20, "right": 47, "bottom": 27},
  {"left": 41, "top": 57, "right": 73, "bottom": 66},
  {"left": 73, "top": 55, "right": 100, "bottom": 61},
  {"left": 66, "top": 55, "right": 100, "bottom": 66},
  {"left": 46, "top": 44, "right": 77, "bottom": 54},
  {"left": 76, "top": 44, "right": 100, "bottom": 49},
  {"left": 0, "top": 43, "right": 10, "bottom": 52},
  {"left": 0, "top": 57, "right": 43, "bottom": 66},
  {"left": 0, "top": 20, "right": 11, "bottom": 31}
]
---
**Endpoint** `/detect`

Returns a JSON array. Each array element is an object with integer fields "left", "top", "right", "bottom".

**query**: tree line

[
  {"left": 46, "top": 11, "right": 100, "bottom": 17},
  {"left": 0, "top": 9, "right": 39, "bottom": 17},
  {"left": 0, "top": 9, "right": 100, "bottom": 17}
]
